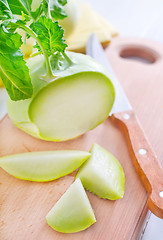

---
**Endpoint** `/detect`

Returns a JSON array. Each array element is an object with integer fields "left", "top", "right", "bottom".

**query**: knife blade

[
  {"left": 86, "top": 34, "right": 163, "bottom": 219},
  {"left": 0, "top": 88, "right": 7, "bottom": 121},
  {"left": 86, "top": 34, "right": 132, "bottom": 116}
]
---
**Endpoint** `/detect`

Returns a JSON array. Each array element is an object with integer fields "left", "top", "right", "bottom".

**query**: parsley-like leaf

[
  {"left": 7, "top": 0, "right": 43, "bottom": 21},
  {"left": 7, "top": 0, "right": 32, "bottom": 16},
  {"left": 32, "top": 16, "right": 67, "bottom": 56},
  {"left": 31, "top": 3, "right": 44, "bottom": 21},
  {"left": 49, "top": 0, "right": 67, "bottom": 20},
  {"left": 0, "top": 27, "right": 33, "bottom": 101},
  {"left": 0, "top": 1, "right": 69, "bottom": 100},
  {"left": 0, "top": 0, "right": 12, "bottom": 20}
]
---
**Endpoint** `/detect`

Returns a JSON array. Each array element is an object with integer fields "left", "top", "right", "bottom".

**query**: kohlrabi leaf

[
  {"left": 0, "top": 27, "right": 33, "bottom": 101},
  {"left": 32, "top": 16, "right": 67, "bottom": 56},
  {"left": 31, "top": 3, "right": 44, "bottom": 21},
  {"left": 0, "top": 0, "right": 10, "bottom": 8},
  {"left": 0, "top": 0, "right": 12, "bottom": 20},
  {"left": 7, "top": 0, "right": 32, "bottom": 16},
  {"left": 7, "top": 0, "right": 43, "bottom": 21},
  {"left": 50, "top": 0, "right": 67, "bottom": 20},
  {"left": 6, "top": 19, "right": 31, "bottom": 33}
]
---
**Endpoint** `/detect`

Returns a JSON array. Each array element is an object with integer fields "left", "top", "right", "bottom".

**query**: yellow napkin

[
  {"left": 66, "top": 4, "right": 118, "bottom": 53},
  {"left": 0, "top": 78, "right": 3, "bottom": 88}
]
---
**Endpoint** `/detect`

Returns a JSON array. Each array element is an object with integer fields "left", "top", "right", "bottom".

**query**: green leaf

[
  {"left": 50, "top": 0, "right": 67, "bottom": 20},
  {"left": 7, "top": 0, "right": 32, "bottom": 15},
  {"left": 0, "top": 0, "right": 12, "bottom": 20},
  {"left": 31, "top": 3, "right": 44, "bottom": 21},
  {"left": 6, "top": 18, "right": 28, "bottom": 32},
  {"left": 0, "top": 0, "right": 10, "bottom": 9},
  {"left": 0, "top": 27, "right": 33, "bottom": 101},
  {"left": 32, "top": 16, "right": 67, "bottom": 56}
]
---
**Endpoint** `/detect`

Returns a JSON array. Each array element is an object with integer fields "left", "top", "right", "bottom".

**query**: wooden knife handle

[{"left": 111, "top": 110, "right": 163, "bottom": 218}]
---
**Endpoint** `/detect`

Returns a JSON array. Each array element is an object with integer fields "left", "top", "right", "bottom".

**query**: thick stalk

[
  {"left": 62, "top": 51, "right": 73, "bottom": 67},
  {"left": 18, "top": 23, "right": 53, "bottom": 78}
]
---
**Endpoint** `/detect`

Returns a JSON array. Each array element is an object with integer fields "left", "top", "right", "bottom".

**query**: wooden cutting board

[{"left": 0, "top": 37, "right": 163, "bottom": 240}]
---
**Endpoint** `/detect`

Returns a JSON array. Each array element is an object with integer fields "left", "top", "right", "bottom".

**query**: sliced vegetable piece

[
  {"left": 46, "top": 178, "right": 96, "bottom": 233},
  {"left": 76, "top": 144, "right": 125, "bottom": 200},
  {"left": 7, "top": 52, "right": 115, "bottom": 142},
  {"left": 29, "top": 71, "right": 114, "bottom": 141},
  {"left": 0, "top": 150, "right": 90, "bottom": 182}
]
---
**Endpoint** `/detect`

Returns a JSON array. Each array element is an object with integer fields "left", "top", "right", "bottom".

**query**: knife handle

[{"left": 111, "top": 110, "right": 163, "bottom": 218}]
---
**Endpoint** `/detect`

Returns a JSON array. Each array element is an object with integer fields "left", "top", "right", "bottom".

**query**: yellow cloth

[
  {"left": 66, "top": 4, "right": 118, "bottom": 53},
  {"left": 0, "top": 78, "right": 3, "bottom": 87}
]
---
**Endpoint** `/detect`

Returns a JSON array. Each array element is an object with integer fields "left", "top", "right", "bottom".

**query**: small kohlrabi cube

[
  {"left": 7, "top": 52, "right": 115, "bottom": 142},
  {"left": 0, "top": 151, "right": 90, "bottom": 182},
  {"left": 76, "top": 144, "right": 125, "bottom": 200},
  {"left": 46, "top": 178, "right": 96, "bottom": 233}
]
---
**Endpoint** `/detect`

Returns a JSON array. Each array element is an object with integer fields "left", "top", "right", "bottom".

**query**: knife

[
  {"left": 0, "top": 88, "right": 7, "bottom": 121},
  {"left": 86, "top": 34, "right": 163, "bottom": 219}
]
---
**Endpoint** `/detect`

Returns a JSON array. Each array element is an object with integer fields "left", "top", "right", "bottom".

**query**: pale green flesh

[
  {"left": 76, "top": 144, "right": 125, "bottom": 200},
  {"left": 7, "top": 52, "right": 115, "bottom": 142},
  {"left": 29, "top": 72, "right": 114, "bottom": 141},
  {"left": 0, "top": 151, "right": 90, "bottom": 182},
  {"left": 46, "top": 178, "right": 96, "bottom": 233}
]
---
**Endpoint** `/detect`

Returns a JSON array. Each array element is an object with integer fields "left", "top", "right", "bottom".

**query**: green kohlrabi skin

[{"left": 7, "top": 51, "right": 115, "bottom": 141}]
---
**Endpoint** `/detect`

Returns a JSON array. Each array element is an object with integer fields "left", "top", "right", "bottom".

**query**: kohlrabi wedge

[
  {"left": 46, "top": 178, "right": 96, "bottom": 233},
  {"left": 0, "top": 151, "right": 90, "bottom": 182},
  {"left": 76, "top": 144, "right": 125, "bottom": 200},
  {"left": 7, "top": 52, "right": 115, "bottom": 141}
]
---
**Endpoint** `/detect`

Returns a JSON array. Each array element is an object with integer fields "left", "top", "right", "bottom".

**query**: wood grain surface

[
  {"left": 111, "top": 110, "right": 163, "bottom": 218},
  {"left": 1, "top": 37, "right": 163, "bottom": 239}
]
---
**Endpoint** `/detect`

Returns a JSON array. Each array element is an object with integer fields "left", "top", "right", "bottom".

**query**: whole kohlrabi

[{"left": 0, "top": 0, "right": 115, "bottom": 141}]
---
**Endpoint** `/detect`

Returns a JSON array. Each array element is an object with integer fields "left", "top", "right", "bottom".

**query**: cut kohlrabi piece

[
  {"left": 46, "top": 178, "right": 96, "bottom": 233},
  {"left": 7, "top": 52, "right": 115, "bottom": 141},
  {"left": 0, "top": 151, "right": 90, "bottom": 182},
  {"left": 76, "top": 144, "right": 125, "bottom": 200}
]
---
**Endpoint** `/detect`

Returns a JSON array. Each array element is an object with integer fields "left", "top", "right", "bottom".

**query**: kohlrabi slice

[
  {"left": 46, "top": 178, "right": 96, "bottom": 233},
  {"left": 7, "top": 52, "right": 115, "bottom": 141},
  {"left": 76, "top": 144, "right": 125, "bottom": 200},
  {"left": 29, "top": 72, "right": 114, "bottom": 141},
  {"left": 0, "top": 151, "right": 90, "bottom": 182}
]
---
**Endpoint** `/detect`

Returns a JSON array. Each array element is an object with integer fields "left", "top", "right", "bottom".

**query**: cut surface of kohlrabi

[
  {"left": 46, "top": 178, "right": 96, "bottom": 233},
  {"left": 76, "top": 144, "right": 125, "bottom": 200},
  {"left": 7, "top": 52, "right": 115, "bottom": 141},
  {"left": 0, "top": 151, "right": 90, "bottom": 182},
  {"left": 29, "top": 72, "right": 114, "bottom": 141}
]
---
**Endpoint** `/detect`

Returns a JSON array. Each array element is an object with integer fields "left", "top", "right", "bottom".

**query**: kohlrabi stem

[
  {"left": 18, "top": 23, "right": 53, "bottom": 78},
  {"left": 62, "top": 52, "right": 73, "bottom": 67},
  {"left": 48, "top": 0, "right": 52, "bottom": 19}
]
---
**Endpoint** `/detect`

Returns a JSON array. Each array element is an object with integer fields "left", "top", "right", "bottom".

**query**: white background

[{"left": 83, "top": 0, "right": 163, "bottom": 239}]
